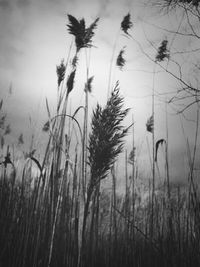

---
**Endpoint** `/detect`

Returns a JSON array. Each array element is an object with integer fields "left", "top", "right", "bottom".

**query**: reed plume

[
  {"left": 67, "top": 69, "right": 76, "bottom": 95},
  {"left": 81, "top": 82, "right": 130, "bottom": 262},
  {"left": 67, "top": 14, "right": 99, "bottom": 52},
  {"left": 88, "top": 82, "right": 129, "bottom": 186},
  {"left": 84, "top": 76, "right": 94, "bottom": 93},
  {"left": 116, "top": 47, "right": 126, "bottom": 70},
  {"left": 56, "top": 59, "right": 66, "bottom": 87},
  {"left": 155, "top": 39, "right": 169, "bottom": 62},
  {"left": 121, "top": 13, "right": 133, "bottom": 35}
]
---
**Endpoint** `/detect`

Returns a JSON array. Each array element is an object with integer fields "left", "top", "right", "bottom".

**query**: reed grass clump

[{"left": 0, "top": 12, "right": 200, "bottom": 267}]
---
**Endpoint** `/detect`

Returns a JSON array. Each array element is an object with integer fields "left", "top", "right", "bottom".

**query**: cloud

[
  {"left": 0, "top": 0, "right": 11, "bottom": 10},
  {"left": 0, "top": 0, "right": 30, "bottom": 70},
  {"left": 17, "top": 0, "right": 31, "bottom": 8}
]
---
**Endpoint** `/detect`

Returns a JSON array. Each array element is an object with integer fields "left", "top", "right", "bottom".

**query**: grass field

[{"left": 0, "top": 13, "right": 200, "bottom": 267}]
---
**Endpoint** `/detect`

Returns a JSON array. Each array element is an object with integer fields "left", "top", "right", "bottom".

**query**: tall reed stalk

[
  {"left": 1, "top": 12, "right": 200, "bottom": 267},
  {"left": 80, "top": 83, "right": 129, "bottom": 266}
]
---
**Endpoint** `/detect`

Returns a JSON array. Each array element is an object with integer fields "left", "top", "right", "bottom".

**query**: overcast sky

[{"left": 0, "top": 0, "right": 199, "bottom": 185}]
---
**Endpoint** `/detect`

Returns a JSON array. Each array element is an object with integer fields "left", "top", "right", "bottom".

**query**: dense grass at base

[{"left": 0, "top": 174, "right": 199, "bottom": 267}]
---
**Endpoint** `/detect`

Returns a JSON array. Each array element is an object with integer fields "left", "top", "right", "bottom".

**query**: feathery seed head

[
  {"left": 121, "top": 13, "right": 133, "bottom": 35},
  {"left": 67, "top": 14, "right": 99, "bottom": 52},
  {"left": 67, "top": 69, "right": 76, "bottom": 95},
  {"left": 72, "top": 55, "right": 79, "bottom": 68},
  {"left": 88, "top": 82, "right": 129, "bottom": 186},
  {"left": 146, "top": 115, "right": 154, "bottom": 133},
  {"left": 116, "top": 47, "right": 126, "bottom": 70},
  {"left": 155, "top": 39, "right": 169, "bottom": 62},
  {"left": 56, "top": 59, "right": 66, "bottom": 87},
  {"left": 84, "top": 76, "right": 94, "bottom": 93},
  {"left": 129, "top": 147, "right": 136, "bottom": 164}
]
